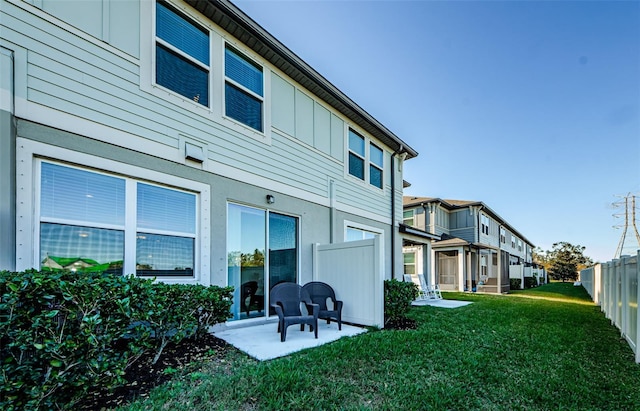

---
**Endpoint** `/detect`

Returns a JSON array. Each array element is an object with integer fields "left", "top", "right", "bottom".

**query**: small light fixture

[{"left": 266, "top": 194, "right": 275, "bottom": 204}]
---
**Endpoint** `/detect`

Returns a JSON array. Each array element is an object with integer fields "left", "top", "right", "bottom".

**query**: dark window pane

[
  {"left": 349, "top": 152, "right": 364, "bottom": 180},
  {"left": 225, "top": 83, "right": 262, "bottom": 131},
  {"left": 268, "top": 213, "right": 298, "bottom": 286},
  {"left": 370, "top": 165, "right": 383, "bottom": 188},
  {"left": 156, "top": 2, "right": 209, "bottom": 65},
  {"left": 225, "top": 47, "right": 263, "bottom": 96},
  {"left": 156, "top": 44, "right": 208, "bottom": 106},
  {"left": 136, "top": 233, "right": 194, "bottom": 277},
  {"left": 40, "top": 223, "right": 124, "bottom": 275}
]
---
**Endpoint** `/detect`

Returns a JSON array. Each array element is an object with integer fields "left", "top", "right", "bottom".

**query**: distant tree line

[{"left": 533, "top": 242, "right": 593, "bottom": 282}]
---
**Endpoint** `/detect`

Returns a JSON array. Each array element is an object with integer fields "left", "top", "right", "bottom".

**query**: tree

[
  {"left": 532, "top": 247, "right": 550, "bottom": 271},
  {"left": 546, "top": 242, "right": 593, "bottom": 282}
]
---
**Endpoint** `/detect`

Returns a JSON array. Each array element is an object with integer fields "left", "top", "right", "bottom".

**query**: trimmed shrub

[
  {"left": 509, "top": 278, "right": 522, "bottom": 290},
  {"left": 0, "top": 269, "right": 232, "bottom": 410},
  {"left": 524, "top": 276, "right": 538, "bottom": 289},
  {"left": 384, "top": 278, "right": 418, "bottom": 325}
]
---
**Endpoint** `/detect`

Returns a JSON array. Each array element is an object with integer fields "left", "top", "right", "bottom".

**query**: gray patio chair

[
  {"left": 302, "top": 281, "right": 343, "bottom": 330},
  {"left": 270, "top": 282, "right": 319, "bottom": 342},
  {"left": 240, "top": 280, "right": 263, "bottom": 317}
]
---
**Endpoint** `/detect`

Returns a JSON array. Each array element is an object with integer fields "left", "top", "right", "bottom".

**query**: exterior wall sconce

[{"left": 266, "top": 194, "right": 275, "bottom": 204}]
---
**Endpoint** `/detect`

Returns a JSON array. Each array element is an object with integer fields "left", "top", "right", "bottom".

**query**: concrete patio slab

[
  {"left": 411, "top": 299, "right": 473, "bottom": 308},
  {"left": 213, "top": 321, "right": 367, "bottom": 361}
]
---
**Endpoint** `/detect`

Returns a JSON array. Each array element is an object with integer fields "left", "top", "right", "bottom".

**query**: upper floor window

[
  {"left": 348, "top": 129, "right": 385, "bottom": 189},
  {"left": 348, "top": 130, "right": 365, "bottom": 180},
  {"left": 518, "top": 239, "right": 523, "bottom": 251},
  {"left": 511, "top": 235, "right": 516, "bottom": 248},
  {"left": 369, "top": 143, "right": 384, "bottom": 189},
  {"left": 225, "top": 45, "right": 264, "bottom": 132},
  {"left": 403, "top": 210, "right": 415, "bottom": 227},
  {"left": 500, "top": 227, "right": 506, "bottom": 243},
  {"left": 155, "top": 1, "right": 210, "bottom": 107},
  {"left": 481, "top": 214, "right": 490, "bottom": 235}
]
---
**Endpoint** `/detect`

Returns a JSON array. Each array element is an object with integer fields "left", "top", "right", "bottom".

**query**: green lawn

[{"left": 122, "top": 283, "right": 640, "bottom": 410}]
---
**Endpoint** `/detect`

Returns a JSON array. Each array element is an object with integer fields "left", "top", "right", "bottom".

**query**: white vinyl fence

[
  {"left": 312, "top": 238, "right": 384, "bottom": 328},
  {"left": 509, "top": 265, "right": 547, "bottom": 289},
  {"left": 580, "top": 251, "right": 639, "bottom": 363}
]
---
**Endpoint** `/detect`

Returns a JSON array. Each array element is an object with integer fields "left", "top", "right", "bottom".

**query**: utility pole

[{"left": 613, "top": 193, "right": 640, "bottom": 259}]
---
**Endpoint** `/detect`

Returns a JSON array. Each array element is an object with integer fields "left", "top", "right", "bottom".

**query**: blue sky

[{"left": 235, "top": 0, "right": 640, "bottom": 263}]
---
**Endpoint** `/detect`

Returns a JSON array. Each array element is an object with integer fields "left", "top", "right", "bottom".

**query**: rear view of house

[
  {"left": 0, "top": 0, "right": 418, "bottom": 327},
  {"left": 403, "top": 197, "right": 536, "bottom": 293}
]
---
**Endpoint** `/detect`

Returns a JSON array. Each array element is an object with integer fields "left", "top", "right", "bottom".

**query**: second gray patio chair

[
  {"left": 302, "top": 281, "right": 343, "bottom": 330},
  {"left": 270, "top": 282, "right": 319, "bottom": 342}
]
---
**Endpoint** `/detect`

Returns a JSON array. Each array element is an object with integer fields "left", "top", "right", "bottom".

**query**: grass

[{"left": 120, "top": 283, "right": 640, "bottom": 410}]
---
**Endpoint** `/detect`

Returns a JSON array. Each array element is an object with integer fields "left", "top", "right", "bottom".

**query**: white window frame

[
  {"left": 369, "top": 142, "right": 384, "bottom": 189},
  {"left": 16, "top": 138, "right": 211, "bottom": 285},
  {"left": 223, "top": 44, "right": 265, "bottom": 133},
  {"left": 403, "top": 209, "right": 415, "bottom": 227},
  {"left": 346, "top": 127, "right": 386, "bottom": 191},
  {"left": 140, "top": 0, "right": 271, "bottom": 143},
  {"left": 500, "top": 227, "right": 506, "bottom": 244},
  {"left": 511, "top": 235, "right": 516, "bottom": 249},
  {"left": 344, "top": 220, "right": 384, "bottom": 242},
  {"left": 481, "top": 214, "right": 490, "bottom": 235},
  {"left": 403, "top": 250, "right": 417, "bottom": 275},
  {"left": 154, "top": 1, "right": 211, "bottom": 108}
]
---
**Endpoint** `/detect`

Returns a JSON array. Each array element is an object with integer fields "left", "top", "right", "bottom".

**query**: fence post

[{"left": 636, "top": 250, "right": 640, "bottom": 364}]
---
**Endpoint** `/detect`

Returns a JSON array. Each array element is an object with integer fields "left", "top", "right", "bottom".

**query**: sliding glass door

[{"left": 227, "top": 203, "right": 298, "bottom": 321}]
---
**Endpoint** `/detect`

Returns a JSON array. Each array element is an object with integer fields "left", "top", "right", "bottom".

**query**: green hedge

[
  {"left": 524, "top": 276, "right": 538, "bottom": 289},
  {"left": 384, "top": 278, "right": 418, "bottom": 324},
  {"left": 509, "top": 278, "right": 522, "bottom": 290},
  {"left": 0, "top": 269, "right": 233, "bottom": 410}
]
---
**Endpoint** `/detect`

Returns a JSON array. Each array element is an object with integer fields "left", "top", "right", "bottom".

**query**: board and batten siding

[{"left": 2, "top": 0, "right": 395, "bottom": 223}]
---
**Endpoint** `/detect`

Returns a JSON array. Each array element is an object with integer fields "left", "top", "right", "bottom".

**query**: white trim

[
  {"left": 0, "top": 47, "right": 13, "bottom": 113},
  {"left": 16, "top": 138, "right": 211, "bottom": 285},
  {"left": 343, "top": 220, "right": 385, "bottom": 241}
]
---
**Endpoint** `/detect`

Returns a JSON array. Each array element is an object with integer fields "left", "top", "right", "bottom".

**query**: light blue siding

[
  {"left": 295, "top": 89, "right": 314, "bottom": 146},
  {"left": 271, "top": 73, "right": 295, "bottom": 135},
  {"left": 330, "top": 113, "right": 344, "bottom": 160},
  {"left": 40, "top": 0, "right": 140, "bottom": 58},
  {"left": 314, "top": 102, "right": 331, "bottom": 155},
  {"left": 2, "top": 0, "right": 393, "bottom": 221}
]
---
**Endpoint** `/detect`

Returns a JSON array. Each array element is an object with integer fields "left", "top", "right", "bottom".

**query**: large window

[
  {"left": 155, "top": 1, "right": 210, "bottom": 107},
  {"left": 39, "top": 162, "right": 196, "bottom": 277},
  {"left": 347, "top": 129, "right": 385, "bottom": 189},
  {"left": 225, "top": 46, "right": 264, "bottom": 132}
]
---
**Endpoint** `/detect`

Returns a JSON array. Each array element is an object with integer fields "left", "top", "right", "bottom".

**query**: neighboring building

[
  {"left": 403, "top": 197, "right": 534, "bottom": 293},
  {"left": 0, "top": 0, "right": 417, "bottom": 325}
]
